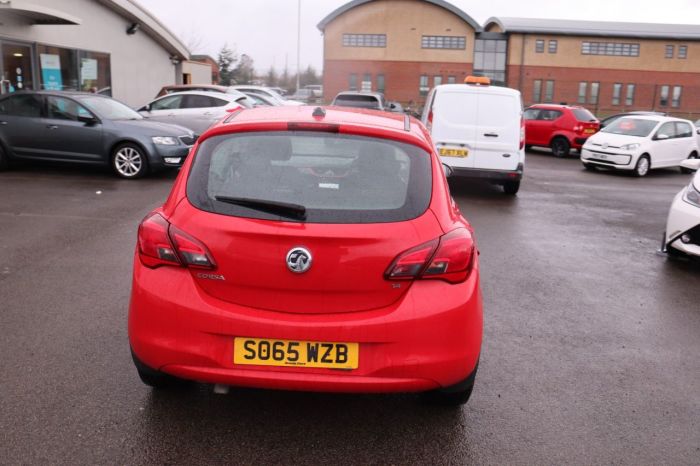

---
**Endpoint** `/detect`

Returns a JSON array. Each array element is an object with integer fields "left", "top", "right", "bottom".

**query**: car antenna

[
  {"left": 312, "top": 107, "right": 326, "bottom": 118},
  {"left": 404, "top": 114, "right": 411, "bottom": 132}
]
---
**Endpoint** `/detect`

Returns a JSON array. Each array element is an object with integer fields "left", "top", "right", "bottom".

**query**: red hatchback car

[
  {"left": 128, "top": 106, "right": 483, "bottom": 405},
  {"left": 524, "top": 104, "right": 600, "bottom": 157}
]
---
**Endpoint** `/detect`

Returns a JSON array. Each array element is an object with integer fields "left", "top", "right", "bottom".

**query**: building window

[
  {"left": 38, "top": 45, "right": 79, "bottom": 91},
  {"left": 578, "top": 82, "right": 587, "bottom": 104},
  {"left": 419, "top": 75, "right": 429, "bottom": 96},
  {"left": 612, "top": 83, "right": 622, "bottom": 105},
  {"left": 421, "top": 36, "right": 466, "bottom": 49},
  {"left": 659, "top": 85, "right": 669, "bottom": 106},
  {"left": 447, "top": 76, "right": 456, "bottom": 84},
  {"left": 434, "top": 76, "right": 442, "bottom": 87},
  {"left": 342, "top": 34, "right": 386, "bottom": 48},
  {"left": 679, "top": 45, "right": 688, "bottom": 59},
  {"left": 665, "top": 45, "right": 674, "bottom": 58},
  {"left": 376, "top": 74, "right": 385, "bottom": 93},
  {"left": 474, "top": 39, "right": 508, "bottom": 85},
  {"left": 544, "top": 80, "right": 554, "bottom": 103},
  {"left": 533, "top": 79, "right": 542, "bottom": 103},
  {"left": 548, "top": 40, "right": 558, "bottom": 53},
  {"left": 672, "top": 86, "right": 682, "bottom": 108},
  {"left": 625, "top": 84, "right": 635, "bottom": 106},
  {"left": 535, "top": 40, "right": 545, "bottom": 53},
  {"left": 362, "top": 73, "right": 372, "bottom": 92},
  {"left": 78, "top": 50, "right": 111, "bottom": 95},
  {"left": 589, "top": 82, "right": 600, "bottom": 105},
  {"left": 581, "top": 41, "right": 640, "bottom": 57},
  {"left": 349, "top": 73, "right": 358, "bottom": 91}
]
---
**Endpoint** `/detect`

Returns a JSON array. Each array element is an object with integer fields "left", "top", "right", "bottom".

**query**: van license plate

[
  {"left": 234, "top": 337, "right": 359, "bottom": 369},
  {"left": 439, "top": 148, "right": 469, "bottom": 158},
  {"left": 584, "top": 129, "right": 595, "bottom": 134}
]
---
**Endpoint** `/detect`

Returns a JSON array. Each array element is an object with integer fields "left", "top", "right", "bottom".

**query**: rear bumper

[
  {"left": 451, "top": 164, "right": 523, "bottom": 182},
  {"left": 128, "top": 255, "right": 483, "bottom": 393}
]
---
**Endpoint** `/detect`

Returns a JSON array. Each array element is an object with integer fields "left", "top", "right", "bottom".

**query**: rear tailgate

[
  {"left": 431, "top": 90, "right": 477, "bottom": 169},
  {"left": 472, "top": 90, "right": 522, "bottom": 171}
]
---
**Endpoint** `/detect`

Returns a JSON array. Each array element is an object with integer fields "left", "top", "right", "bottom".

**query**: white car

[
  {"left": 662, "top": 159, "right": 700, "bottom": 259},
  {"left": 421, "top": 76, "right": 525, "bottom": 195},
  {"left": 581, "top": 116, "right": 699, "bottom": 177},
  {"left": 138, "top": 91, "right": 244, "bottom": 135},
  {"left": 231, "top": 86, "right": 304, "bottom": 106}
]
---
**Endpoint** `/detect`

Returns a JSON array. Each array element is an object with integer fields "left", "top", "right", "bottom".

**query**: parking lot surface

[{"left": 1, "top": 153, "right": 698, "bottom": 465}]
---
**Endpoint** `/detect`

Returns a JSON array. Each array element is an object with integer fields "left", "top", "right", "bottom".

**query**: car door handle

[
  {"left": 202, "top": 111, "right": 213, "bottom": 116},
  {"left": 47, "top": 125, "right": 59, "bottom": 130},
  {"left": 484, "top": 133, "right": 499, "bottom": 137}
]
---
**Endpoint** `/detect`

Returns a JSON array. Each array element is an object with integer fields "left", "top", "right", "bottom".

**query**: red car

[
  {"left": 524, "top": 104, "right": 600, "bottom": 157},
  {"left": 128, "top": 106, "right": 483, "bottom": 405}
]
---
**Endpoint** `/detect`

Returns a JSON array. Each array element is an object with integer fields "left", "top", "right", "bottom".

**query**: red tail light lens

[
  {"left": 137, "top": 213, "right": 215, "bottom": 270},
  {"left": 385, "top": 229, "right": 475, "bottom": 284},
  {"left": 427, "top": 110, "right": 434, "bottom": 132},
  {"left": 385, "top": 239, "right": 438, "bottom": 280}
]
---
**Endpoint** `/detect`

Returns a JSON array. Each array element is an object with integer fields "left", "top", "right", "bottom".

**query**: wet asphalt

[{"left": 0, "top": 152, "right": 698, "bottom": 465}]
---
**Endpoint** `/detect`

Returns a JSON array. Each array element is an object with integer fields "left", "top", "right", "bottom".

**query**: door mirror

[
  {"left": 680, "top": 159, "right": 700, "bottom": 171},
  {"left": 140, "top": 103, "right": 151, "bottom": 112},
  {"left": 654, "top": 133, "right": 670, "bottom": 141},
  {"left": 696, "top": 128, "right": 700, "bottom": 135},
  {"left": 77, "top": 114, "right": 98, "bottom": 125},
  {"left": 442, "top": 163, "right": 454, "bottom": 178}
]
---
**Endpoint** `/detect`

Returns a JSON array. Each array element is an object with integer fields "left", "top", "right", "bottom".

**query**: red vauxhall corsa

[{"left": 128, "top": 105, "right": 483, "bottom": 405}]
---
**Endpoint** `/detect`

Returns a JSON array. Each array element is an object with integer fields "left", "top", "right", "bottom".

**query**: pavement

[{"left": 0, "top": 152, "right": 698, "bottom": 465}]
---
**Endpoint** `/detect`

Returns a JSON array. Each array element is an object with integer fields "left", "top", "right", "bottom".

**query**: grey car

[{"left": 0, "top": 91, "right": 196, "bottom": 179}]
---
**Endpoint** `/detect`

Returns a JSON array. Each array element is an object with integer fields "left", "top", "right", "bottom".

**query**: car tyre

[
  {"left": 503, "top": 180, "right": 520, "bottom": 195},
  {"left": 634, "top": 155, "right": 651, "bottom": 177},
  {"left": 550, "top": 137, "right": 570, "bottom": 158},
  {"left": 680, "top": 152, "right": 698, "bottom": 174},
  {"left": 112, "top": 143, "right": 149, "bottom": 179},
  {"left": 525, "top": 144, "right": 533, "bottom": 151},
  {"left": 132, "top": 351, "right": 183, "bottom": 389},
  {"left": 420, "top": 363, "right": 478, "bottom": 407},
  {"left": 0, "top": 144, "right": 9, "bottom": 171}
]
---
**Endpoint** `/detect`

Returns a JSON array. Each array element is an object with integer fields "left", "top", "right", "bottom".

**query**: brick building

[{"left": 318, "top": 0, "right": 700, "bottom": 118}]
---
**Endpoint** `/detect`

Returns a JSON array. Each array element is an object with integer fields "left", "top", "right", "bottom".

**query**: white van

[{"left": 422, "top": 77, "right": 525, "bottom": 195}]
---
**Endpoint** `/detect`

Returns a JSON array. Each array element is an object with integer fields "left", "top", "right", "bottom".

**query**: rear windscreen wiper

[{"left": 214, "top": 196, "right": 307, "bottom": 220}]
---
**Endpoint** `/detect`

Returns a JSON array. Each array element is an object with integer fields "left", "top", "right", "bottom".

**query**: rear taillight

[
  {"left": 137, "top": 213, "right": 215, "bottom": 270},
  {"left": 520, "top": 117, "right": 526, "bottom": 150},
  {"left": 427, "top": 110, "right": 434, "bottom": 132},
  {"left": 385, "top": 229, "right": 475, "bottom": 284}
]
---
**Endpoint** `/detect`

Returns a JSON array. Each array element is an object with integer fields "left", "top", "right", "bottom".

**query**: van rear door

[
  {"left": 472, "top": 90, "right": 522, "bottom": 171},
  {"left": 430, "top": 89, "right": 477, "bottom": 169}
]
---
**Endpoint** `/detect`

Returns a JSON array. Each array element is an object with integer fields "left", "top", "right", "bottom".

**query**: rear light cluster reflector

[
  {"left": 385, "top": 229, "right": 475, "bottom": 284},
  {"left": 137, "top": 213, "right": 216, "bottom": 269}
]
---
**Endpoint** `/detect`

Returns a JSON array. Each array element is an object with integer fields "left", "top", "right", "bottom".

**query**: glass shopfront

[
  {"left": 1, "top": 42, "right": 35, "bottom": 94},
  {"left": 0, "top": 39, "right": 111, "bottom": 96}
]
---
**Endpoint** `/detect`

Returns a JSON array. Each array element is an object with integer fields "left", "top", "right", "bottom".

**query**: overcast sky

[{"left": 137, "top": 0, "right": 700, "bottom": 73}]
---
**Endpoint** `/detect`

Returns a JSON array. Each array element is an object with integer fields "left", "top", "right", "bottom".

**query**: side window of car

[
  {"left": 7, "top": 94, "right": 43, "bottom": 118},
  {"left": 675, "top": 122, "right": 693, "bottom": 138},
  {"left": 47, "top": 96, "right": 92, "bottom": 121},
  {"left": 209, "top": 98, "right": 229, "bottom": 108},
  {"left": 151, "top": 95, "right": 183, "bottom": 111},
  {"left": 523, "top": 109, "right": 540, "bottom": 120},
  {"left": 182, "top": 95, "right": 218, "bottom": 109},
  {"left": 656, "top": 122, "right": 677, "bottom": 139},
  {"left": 539, "top": 110, "right": 562, "bottom": 121}
]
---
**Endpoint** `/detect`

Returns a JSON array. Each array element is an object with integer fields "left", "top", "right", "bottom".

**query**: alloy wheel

[{"left": 114, "top": 147, "right": 144, "bottom": 178}]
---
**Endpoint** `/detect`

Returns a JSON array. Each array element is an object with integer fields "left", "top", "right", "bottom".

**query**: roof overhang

[
  {"left": 0, "top": 1, "right": 82, "bottom": 25},
  {"left": 96, "top": 0, "right": 190, "bottom": 60},
  {"left": 318, "top": 0, "right": 482, "bottom": 32}
]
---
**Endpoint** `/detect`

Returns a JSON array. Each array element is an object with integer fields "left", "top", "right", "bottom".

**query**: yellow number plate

[
  {"left": 439, "top": 148, "right": 469, "bottom": 158},
  {"left": 584, "top": 129, "right": 595, "bottom": 134},
  {"left": 234, "top": 337, "right": 359, "bottom": 370}
]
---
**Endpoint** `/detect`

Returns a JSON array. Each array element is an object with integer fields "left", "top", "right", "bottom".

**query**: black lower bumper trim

[{"left": 451, "top": 164, "right": 523, "bottom": 182}]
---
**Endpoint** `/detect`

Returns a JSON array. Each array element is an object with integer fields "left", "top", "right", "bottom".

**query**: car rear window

[
  {"left": 572, "top": 108, "right": 596, "bottom": 122},
  {"left": 187, "top": 131, "right": 432, "bottom": 224},
  {"left": 333, "top": 95, "right": 381, "bottom": 109}
]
